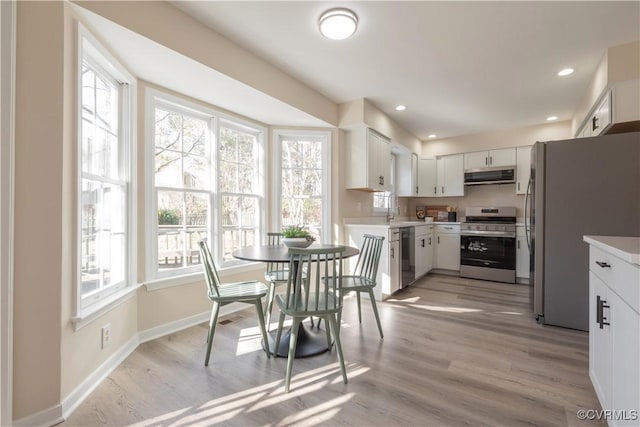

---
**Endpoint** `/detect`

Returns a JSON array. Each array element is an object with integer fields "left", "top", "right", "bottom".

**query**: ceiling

[{"left": 171, "top": 1, "right": 640, "bottom": 140}]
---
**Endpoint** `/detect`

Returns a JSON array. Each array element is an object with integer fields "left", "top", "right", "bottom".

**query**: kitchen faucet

[{"left": 386, "top": 192, "right": 397, "bottom": 222}]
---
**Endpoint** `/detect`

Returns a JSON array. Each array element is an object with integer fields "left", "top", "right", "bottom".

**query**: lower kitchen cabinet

[
  {"left": 516, "top": 225, "right": 530, "bottom": 280},
  {"left": 344, "top": 225, "right": 400, "bottom": 301},
  {"left": 435, "top": 224, "right": 460, "bottom": 271},
  {"left": 414, "top": 224, "right": 434, "bottom": 279},
  {"left": 585, "top": 236, "right": 640, "bottom": 427}
]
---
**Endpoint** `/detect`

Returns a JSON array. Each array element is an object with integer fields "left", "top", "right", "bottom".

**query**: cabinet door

[
  {"left": 464, "top": 151, "right": 488, "bottom": 169},
  {"left": 378, "top": 135, "right": 392, "bottom": 191},
  {"left": 516, "top": 146, "right": 531, "bottom": 195},
  {"left": 488, "top": 148, "right": 516, "bottom": 167},
  {"left": 436, "top": 234, "right": 461, "bottom": 270},
  {"left": 516, "top": 235, "right": 530, "bottom": 278},
  {"left": 417, "top": 157, "right": 437, "bottom": 196},
  {"left": 366, "top": 131, "right": 381, "bottom": 190},
  {"left": 595, "top": 91, "right": 612, "bottom": 136},
  {"left": 440, "top": 154, "right": 464, "bottom": 197},
  {"left": 610, "top": 291, "right": 640, "bottom": 424},
  {"left": 590, "top": 272, "right": 612, "bottom": 410},
  {"left": 389, "top": 240, "right": 400, "bottom": 294},
  {"left": 411, "top": 153, "right": 418, "bottom": 195},
  {"left": 425, "top": 233, "right": 434, "bottom": 273}
]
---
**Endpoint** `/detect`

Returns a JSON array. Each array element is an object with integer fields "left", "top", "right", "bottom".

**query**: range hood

[{"left": 464, "top": 166, "right": 516, "bottom": 185}]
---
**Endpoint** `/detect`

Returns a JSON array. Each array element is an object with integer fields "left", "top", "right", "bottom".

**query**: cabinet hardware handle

[
  {"left": 444, "top": 226, "right": 452, "bottom": 229},
  {"left": 438, "top": 236, "right": 440, "bottom": 244},
  {"left": 592, "top": 115, "right": 599, "bottom": 131},
  {"left": 595, "top": 261, "right": 611, "bottom": 268},
  {"left": 490, "top": 156, "right": 493, "bottom": 165},
  {"left": 433, "top": 186, "right": 436, "bottom": 195},
  {"left": 485, "top": 157, "right": 488, "bottom": 166},
  {"left": 421, "top": 239, "right": 425, "bottom": 247},
  {"left": 441, "top": 186, "right": 444, "bottom": 194},
  {"left": 416, "top": 186, "right": 419, "bottom": 194},
  {"left": 390, "top": 247, "right": 394, "bottom": 258},
  {"left": 428, "top": 237, "right": 431, "bottom": 245},
  {"left": 517, "top": 240, "right": 520, "bottom": 249},
  {"left": 517, "top": 182, "right": 520, "bottom": 191},
  {"left": 596, "top": 295, "right": 611, "bottom": 329}
]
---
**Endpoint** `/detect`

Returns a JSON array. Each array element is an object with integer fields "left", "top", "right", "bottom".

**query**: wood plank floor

[{"left": 62, "top": 275, "right": 605, "bottom": 427}]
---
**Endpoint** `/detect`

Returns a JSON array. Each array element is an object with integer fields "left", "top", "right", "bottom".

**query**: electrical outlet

[{"left": 101, "top": 323, "right": 111, "bottom": 349}]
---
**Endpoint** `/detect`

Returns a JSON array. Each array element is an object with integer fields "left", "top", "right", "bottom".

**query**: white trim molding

[{"left": 0, "top": 1, "right": 16, "bottom": 425}]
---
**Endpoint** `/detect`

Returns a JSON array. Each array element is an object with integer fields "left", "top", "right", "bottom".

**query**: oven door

[{"left": 460, "top": 234, "right": 516, "bottom": 270}]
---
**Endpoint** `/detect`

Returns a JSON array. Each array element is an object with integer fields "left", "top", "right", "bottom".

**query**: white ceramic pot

[{"left": 282, "top": 237, "right": 313, "bottom": 248}]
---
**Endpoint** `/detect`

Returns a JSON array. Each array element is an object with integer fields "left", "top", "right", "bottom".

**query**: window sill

[
  {"left": 143, "top": 261, "right": 266, "bottom": 292},
  {"left": 71, "top": 284, "right": 142, "bottom": 331}
]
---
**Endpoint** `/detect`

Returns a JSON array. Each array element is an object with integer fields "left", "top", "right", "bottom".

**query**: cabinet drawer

[
  {"left": 590, "top": 246, "right": 640, "bottom": 314},
  {"left": 415, "top": 225, "right": 433, "bottom": 237},
  {"left": 389, "top": 228, "right": 401, "bottom": 242},
  {"left": 436, "top": 224, "right": 460, "bottom": 234}
]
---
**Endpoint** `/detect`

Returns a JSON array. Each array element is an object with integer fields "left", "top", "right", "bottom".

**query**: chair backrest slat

[
  {"left": 354, "top": 234, "right": 385, "bottom": 281},
  {"left": 285, "top": 246, "right": 345, "bottom": 313},
  {"left": 266, "top": 232, "right": 287, "bottom": 276},
  {"left": 198, "top": 240, "right": 220, "bottom": 298}
]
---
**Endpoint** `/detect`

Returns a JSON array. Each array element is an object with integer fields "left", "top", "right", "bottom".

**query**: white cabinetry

[
  {"left": 464, "top": 148, "right": 516, "bottom": 169},
  {"left": 414, "top": 224, "right": 434, "bottom": 279},
  {"left": 515, "top": 145, "right": 532, "bottom": 195},
  {"left": 345, "top": 127, "right": 391, "bottom": 191},
  {"left": 344, "top": 225, "right": 400, "bottom": 300},
  {"left": 417, "top": 157, "right": 437, "bottom": 196},
  {"left": 396, "top": 152, "right": 418, "bottom": 196},
  {"left": 585, "top": 236, "right": 640, "bottom": 427},
  {"left": 436, "top": 154, "right": 464, "bottom": 197},
  {"left": 435, "top": 224, "right": 461, "bottom": 271},
  {"left": 580, "top": 91, "right": 612, "bottom": 137},
  {"left": 516, "top": 225, "right": 530, "bottom": 280}
]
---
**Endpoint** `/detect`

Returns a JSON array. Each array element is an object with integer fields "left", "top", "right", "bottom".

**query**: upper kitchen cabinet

[
  {"left": 578, "top": 90, "right": 612, "bottom": 138},
  {"left": 436, "top": 154, "right": 464, "bottom": 197},
  {"left": 345, "top": 126, "right": 392, "bottom": 192},
  {"left": 515, "top": 145, "right": 532, "bottom": 195},
  {"left": 464, "top": 148, "right": 516, "bottom": 169},
  {"left": 396, "top": 152, "right": 418, "bottom": 196},
  {"left": 418, "top": 157, "right": 438, "bottom": 196}
]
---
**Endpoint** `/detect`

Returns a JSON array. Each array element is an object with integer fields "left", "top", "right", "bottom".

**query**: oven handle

[{"left": 461, "top": 231, "right": 516, "bottom": 238}]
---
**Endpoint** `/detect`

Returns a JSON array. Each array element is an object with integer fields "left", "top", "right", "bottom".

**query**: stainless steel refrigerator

[{"left": 526, "top": 132, "right": 640, "bottom": 331}]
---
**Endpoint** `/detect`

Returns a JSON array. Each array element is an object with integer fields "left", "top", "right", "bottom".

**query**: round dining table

[{"left": 232, "top": 243, "right": 359, "bottom": 358}]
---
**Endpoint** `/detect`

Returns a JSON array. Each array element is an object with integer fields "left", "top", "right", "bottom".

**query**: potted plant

[{"left": 281, "top": 225, "right": 316, "bottom": 248}]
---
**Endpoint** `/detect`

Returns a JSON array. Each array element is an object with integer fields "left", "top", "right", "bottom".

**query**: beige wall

[
  {"left": 422, "top": 120, "right": 572, "bottom": 158},
  {"left": 73, "top": 0, "right": 338, "bottom": 127},
  {"left": 572, "top": 41, "right": 640, "bottom": 134},
  {"left": 14, "top": 1, "right": 65, "bottom": 417}
]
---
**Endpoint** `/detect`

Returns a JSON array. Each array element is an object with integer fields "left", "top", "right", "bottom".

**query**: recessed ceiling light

[
  {"left": 546, "top": 116, "right": 558, "bottom": 121},
  {"left": 557, "top": 68, "right": 574, "bottom": 77},
  {"left": 318, "top": 8, "right": 358, "bottom": 40},
  {"left": 428, "top": 134, "right": 437, "bottom": 139},
  {"left": 395, "top": 105, "right": 406, "bottom": 111}
]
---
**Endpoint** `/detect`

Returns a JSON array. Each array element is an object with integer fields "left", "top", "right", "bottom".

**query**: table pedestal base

[{"left": 264, "top": 323, "right": 330, "bottom": 358}]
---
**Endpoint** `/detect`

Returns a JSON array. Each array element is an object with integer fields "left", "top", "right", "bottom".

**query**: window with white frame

[
  {"left": 78, "top": 29, "right": 134, "bottom": 311},
  {"left": 148, "top": 91, "right": 265, "bottom": 279},
  {"left": 274, "top": 131, "right": 331, "bottom": 242}
]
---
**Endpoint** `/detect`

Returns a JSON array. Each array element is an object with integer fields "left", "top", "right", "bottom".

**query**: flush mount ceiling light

[
  {"left": 319, "top": 8, "right": 358, "bottom": 40},
  {"left": 546, "top": 116, "right": 559, "bottom": 121},
  {"left": 395, "top": 105, "right": 406, "bottom": 111},
  {"left": 558, "top": 68, "right": 575, "bottom": 77},
  {"left": 428, "top": 134, "right": 437, "bottom": 139}
]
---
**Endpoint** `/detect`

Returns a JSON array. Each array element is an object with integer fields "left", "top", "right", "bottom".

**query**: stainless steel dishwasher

[{"left": 400, "top": 227, "right": 414, "bottom": 288}]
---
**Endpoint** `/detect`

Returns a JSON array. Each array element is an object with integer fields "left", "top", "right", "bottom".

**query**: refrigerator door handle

[{"left": 524, "top": 177, "right": 532, "bottom": 251}]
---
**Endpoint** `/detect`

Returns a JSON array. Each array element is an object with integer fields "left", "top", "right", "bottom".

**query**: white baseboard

[
  {"left": 12, "top": 404, "right": 63, "bottom": 427},
  {"left": 15, "top": 301, "right": 251, "bottom": 427},
  {"left": 60, "top": 335, "right": 140, "bottom": 421}
]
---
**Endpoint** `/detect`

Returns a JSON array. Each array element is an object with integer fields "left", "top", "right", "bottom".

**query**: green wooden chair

[
  {"left": 274, "top": 246, "right": 348, "bottom": 392},
  {"left": 325, "top": 234, "right": 385, "bottom": 338},
  {"left": 264, "top": 232, "right": 289, "bottom": 331},
  {"left": 198, "top": 240, "right": 270, "bottom": 366}
]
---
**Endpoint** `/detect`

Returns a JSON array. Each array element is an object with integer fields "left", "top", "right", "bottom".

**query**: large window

[
  {"left": 148, "top": 91, "right": 265, "bottom": 279},
  {"left": 77, "top": 30, "right": 134, "bottom": 311},
  {"left": 274, "top": 131, "right": 331, "bottom": 242}
]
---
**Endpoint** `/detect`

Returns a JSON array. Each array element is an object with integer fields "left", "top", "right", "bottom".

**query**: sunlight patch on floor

[
  {"left": 409, "top": 304, "right": 483, "bottom": 313},
  {"left": 498, "top": 311, "right": 524, "bottom": 315},
  {"left": 386, "top": 296, "right": 421, "bottom": 303},
  {"left": 277, "top": 393, "right": 354, "bottom": 426}
]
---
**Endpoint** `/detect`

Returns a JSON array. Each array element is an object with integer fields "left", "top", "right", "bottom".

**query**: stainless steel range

[{"left": 460, "top": 206, "right": 517, "bottom": 283}]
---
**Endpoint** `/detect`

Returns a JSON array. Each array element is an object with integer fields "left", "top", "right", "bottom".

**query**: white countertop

[
  {"left": 344, "top": 220, "right": 460, "bottom": 229},
  {"left": 583, "top": 235, "right": 640, "bottom": 266}
]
